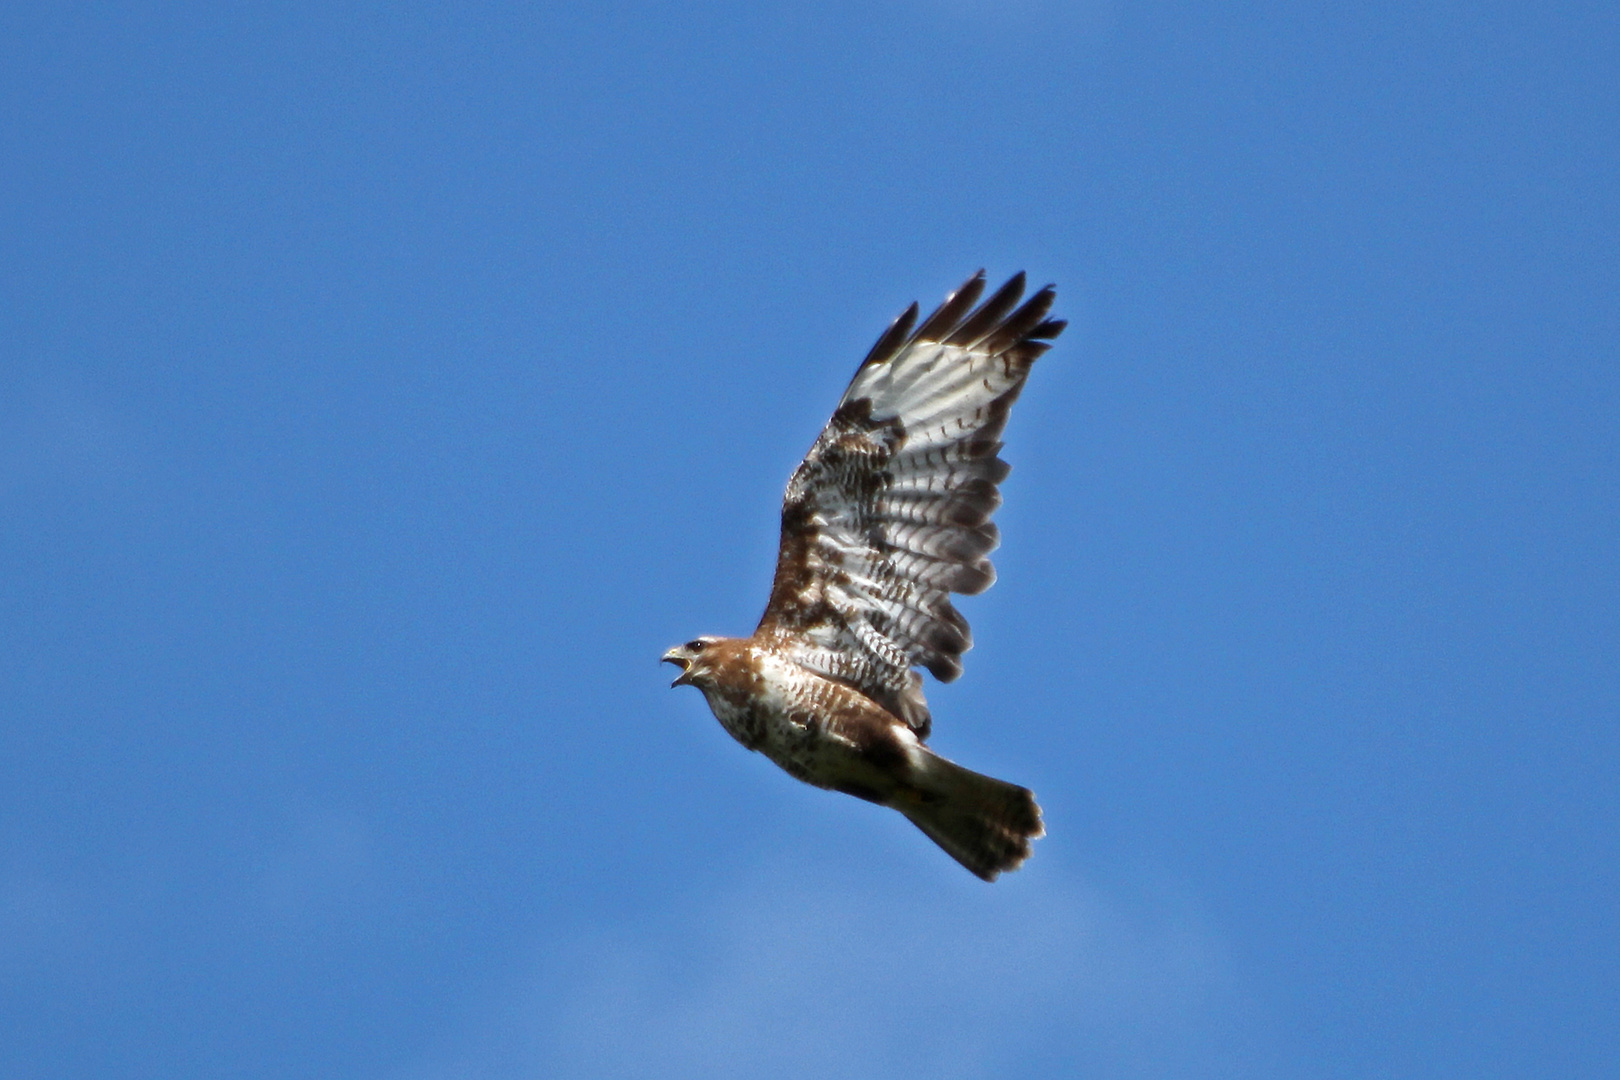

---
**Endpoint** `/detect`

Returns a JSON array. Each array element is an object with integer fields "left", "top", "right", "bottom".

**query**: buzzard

[{"left": 663, "top": 271, "right": 1064, "bottom": 880}]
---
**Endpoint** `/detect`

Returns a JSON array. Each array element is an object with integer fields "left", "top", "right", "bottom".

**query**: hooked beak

[{"left": 661, "top": 647, "right": 693, "bottom": 687}]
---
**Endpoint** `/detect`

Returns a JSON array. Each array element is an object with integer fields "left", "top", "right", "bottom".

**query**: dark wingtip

[
  {"left": 945, "top": 272, "right": 1029, "bottom": 348},
  {"left": 866, "top": 272, "right": 1063, "bottom": 364},
  {"left": 979, "top": 284, "right": 1047, "bottom": 350},
  {"left": 858, "top": 301, "right": 919, "bottom": 370},
  {"left": 914, "top": 271, "right": 988, "bottom": 342}
]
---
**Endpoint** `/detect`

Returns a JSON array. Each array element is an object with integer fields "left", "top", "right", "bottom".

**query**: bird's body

[
  {"left": 664, "top": 271, "right": 1063, "bottom": 880},
  {"left": 682, "top": 637, "right": 922, "bottom": 799}
]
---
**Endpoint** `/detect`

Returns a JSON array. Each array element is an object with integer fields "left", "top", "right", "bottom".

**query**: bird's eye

[{"left": 685, "top": 639, "right": 707, "bottom": 651}]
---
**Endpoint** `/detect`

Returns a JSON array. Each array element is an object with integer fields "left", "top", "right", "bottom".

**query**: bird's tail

[{"left": 899, "top": 751, "right": 1044, "bottom": 881}]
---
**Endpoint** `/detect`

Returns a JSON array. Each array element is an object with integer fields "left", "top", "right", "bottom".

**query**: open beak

[{"left": 661, "top": 648, "right": 692, "bottom": 687}]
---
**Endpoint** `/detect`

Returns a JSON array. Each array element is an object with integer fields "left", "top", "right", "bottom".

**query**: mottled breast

[{"left": 696, "top": 640, "right": 774, "bottom": 749}]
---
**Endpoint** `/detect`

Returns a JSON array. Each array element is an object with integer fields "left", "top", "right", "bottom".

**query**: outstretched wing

[{"left": 755, "top": 271, "right": 1065, "bottom": 737}]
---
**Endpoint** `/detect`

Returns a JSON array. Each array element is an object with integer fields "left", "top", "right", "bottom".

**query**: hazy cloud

[{"left": 406, "top": 859, "right": 1283, "bottom": 1079}]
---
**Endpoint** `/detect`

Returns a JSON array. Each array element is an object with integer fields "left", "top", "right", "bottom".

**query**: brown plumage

[{"left": 663, "top": 271, "right": 1064, "bottom": 880}]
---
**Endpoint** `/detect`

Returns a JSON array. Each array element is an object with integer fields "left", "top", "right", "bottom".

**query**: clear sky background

[{"left": 3, "top": 3, "right": 1616, "bottom": 1078}]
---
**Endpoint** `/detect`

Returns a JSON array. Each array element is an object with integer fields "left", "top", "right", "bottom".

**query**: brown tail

[{"left": 899, "top": 751, "right": 1044, "bottom": 881}]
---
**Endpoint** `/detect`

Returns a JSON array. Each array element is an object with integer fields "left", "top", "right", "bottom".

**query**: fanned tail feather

[{"left": 900, "top": 752, "right": 1044, "bottom": 881}]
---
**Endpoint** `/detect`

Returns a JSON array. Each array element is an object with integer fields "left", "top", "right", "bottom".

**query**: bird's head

[{"left": 661, "top": 636, "right": 721, "bottom": 688}]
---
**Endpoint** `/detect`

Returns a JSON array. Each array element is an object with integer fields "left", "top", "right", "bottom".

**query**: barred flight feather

[{"left": 756, "top": 271, "right": 1065, "bottom": 736}]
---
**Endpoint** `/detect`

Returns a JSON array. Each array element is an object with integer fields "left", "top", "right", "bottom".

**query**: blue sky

[{"left": 2, "top": 2, "right": 1616, "bottom": 1077}]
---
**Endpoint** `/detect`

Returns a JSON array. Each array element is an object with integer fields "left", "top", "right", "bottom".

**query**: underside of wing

[{"left": 757, "top": 271, "right": 1065, "bottom": 737}]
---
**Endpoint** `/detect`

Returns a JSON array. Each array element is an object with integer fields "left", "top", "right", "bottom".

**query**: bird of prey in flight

[{"left": 663, "top": 271, "right": 1064, "bottom": 880}]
